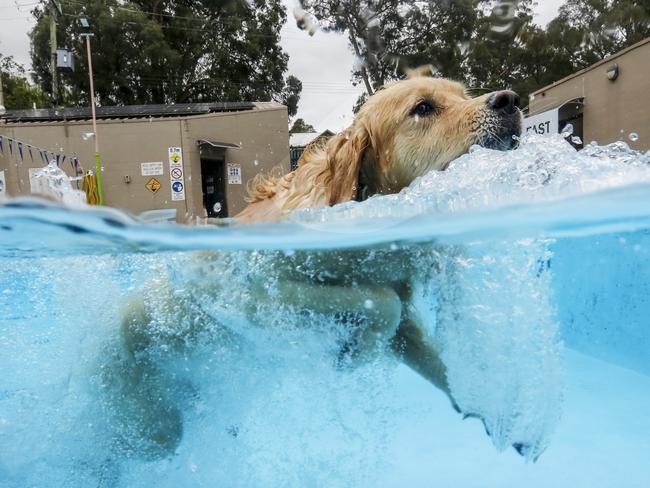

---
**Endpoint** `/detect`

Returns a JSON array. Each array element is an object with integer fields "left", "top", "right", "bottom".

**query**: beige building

[
  {"left": 526, "top": 36, "right": 650, "bottom": 152},
  {"left": 0, "top": 101, "right": 289, "bottom": 220}
]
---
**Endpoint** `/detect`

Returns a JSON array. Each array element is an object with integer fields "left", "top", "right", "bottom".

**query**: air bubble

[
  {"left": 629, "top": 133, "right": 639, "bottom": 142},
  {"left": 364, "top": 299, "right": 374, "bottom": 310}
]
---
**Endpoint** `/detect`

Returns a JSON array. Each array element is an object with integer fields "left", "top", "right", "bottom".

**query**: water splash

[{"left": 29, "top": 161, "right": 87, "bottom": 208}]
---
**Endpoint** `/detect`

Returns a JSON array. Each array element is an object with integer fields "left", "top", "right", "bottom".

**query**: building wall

[
  {"left": 0, "top": 104, "right": 289, "bottom": 219},
  {"left": 528, "top": 38, "right": 650, "bottom": 151}
]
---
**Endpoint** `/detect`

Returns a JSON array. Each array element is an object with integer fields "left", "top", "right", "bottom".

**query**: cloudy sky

[{"left": 1, "top": 0, "right": 564, "bottom": 131}]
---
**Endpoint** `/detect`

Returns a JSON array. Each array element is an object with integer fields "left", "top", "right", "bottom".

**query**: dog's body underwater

[{"left": 115, "top": 69, "right": 524, "bottom": 460}]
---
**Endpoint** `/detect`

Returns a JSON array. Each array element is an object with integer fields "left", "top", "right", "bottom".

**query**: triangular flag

[
  {"left": 8, "top": 138, "right": 13, "bottom": 155},
  {"left": 28, "top": 145, "right": 34, "bottom": 161},
  {"left": 0, "top": 135, "right": 3, "bottom": 154},
  {"left": 18, "top": 142, "right": 24, "bottom": 161}
]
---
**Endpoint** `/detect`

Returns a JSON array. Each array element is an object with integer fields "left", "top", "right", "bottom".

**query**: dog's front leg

[
  {"left": 250, "top": 279, "right": 403, "bottom": 361},
  {"left": 390, "top": 315, "right": 451, "bottom": 398}
]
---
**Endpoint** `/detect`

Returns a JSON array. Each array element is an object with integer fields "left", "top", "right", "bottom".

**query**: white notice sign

[
  {"left": 524, "top": 108, "right": 559, "bottom": 136},
  {"left": 168, "top": 147, "right": 186, "bottom": 201},
  {"left": 0, "top": 170, "right": 6, "bottom": 196},
  {"left": 141, "top": 162, "right": 164, "bottom": 176},
  {"left": 227, "top": 163, "right": 242, "bottom": 185}
]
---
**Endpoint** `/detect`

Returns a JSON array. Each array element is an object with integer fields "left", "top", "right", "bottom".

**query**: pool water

[{"left": 1, "top": 134, "right": 649, "bottom": 487}]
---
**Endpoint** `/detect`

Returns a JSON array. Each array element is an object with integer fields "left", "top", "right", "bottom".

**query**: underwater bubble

[
  {"left": 629, "top": 133, "right": 639, "bottom": 142},
  {"left": 213, "top": 202, "right": 222, "bottom": 214},
  {"left": 561, "top": 124, "right": 574, "bottom": 138},
  {"left": 364, "top": 299, "right": 375, "bottom": 310}
]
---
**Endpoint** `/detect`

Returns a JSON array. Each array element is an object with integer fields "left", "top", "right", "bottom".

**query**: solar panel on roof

[{"left": 1, "top": 102, "right": 256, "bottom": 122}]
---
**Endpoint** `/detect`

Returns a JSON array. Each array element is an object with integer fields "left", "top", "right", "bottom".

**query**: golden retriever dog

[{"left": 115, "top": 68, "right": 522, "bottom": 459}]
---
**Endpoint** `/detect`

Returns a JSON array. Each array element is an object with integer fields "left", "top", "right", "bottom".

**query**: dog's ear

[
  {"left": 406, "top": 64, "right": 437, "bottom": 79},
  {"left": 326, "top": 123, "right": 370, "bottom": 205}
]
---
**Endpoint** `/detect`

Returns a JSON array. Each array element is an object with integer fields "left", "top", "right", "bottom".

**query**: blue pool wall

[{"left": 552, "top": 230, "right": 650, "bottom": 375}]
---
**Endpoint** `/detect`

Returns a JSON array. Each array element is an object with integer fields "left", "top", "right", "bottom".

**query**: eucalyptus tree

[{"left": 30, "top": 0, "right": 302, "bottom": 108}]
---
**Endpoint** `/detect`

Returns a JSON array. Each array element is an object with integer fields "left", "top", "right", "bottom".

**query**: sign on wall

[
  {"left": 227, "top": 163, "right": 242, "bottom": 185},
  {"left": 524, "top": 108, "right": 559, "bottom": 136},
  {"left": 168, "top": 147, "right": 186, "bottom": 201},
  {"left": 141, "top": 162, "right": 164, "bottom": 176},
  {"left": 145, "top": 177, "right": 161, "bottom": 193},
  {"left": 0, "top": 170, "right": 5, "bottom": 196}
]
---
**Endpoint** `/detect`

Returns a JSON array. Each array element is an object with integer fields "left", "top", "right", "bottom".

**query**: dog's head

[{"left": 326, "top": 69, "right": 522, "bottom": 204}]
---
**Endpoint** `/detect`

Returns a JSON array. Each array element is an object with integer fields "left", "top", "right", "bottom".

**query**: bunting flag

[{"left": 1, "top": 135, "right": 80, "bottom": 173}]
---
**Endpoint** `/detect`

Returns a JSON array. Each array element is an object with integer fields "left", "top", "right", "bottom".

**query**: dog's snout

[{"left": 486, "top": 90, "right": 521, "bottom": 114}]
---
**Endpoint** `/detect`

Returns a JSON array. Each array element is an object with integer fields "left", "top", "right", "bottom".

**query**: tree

[
  {"left": 276, "top": 75, "right": 302, "bottom": 118},
  {"left": 296, "top": 0, "right": 517, "bottom": 94},
  {"left": 546, "top": 0, "right": 650, "bottom": 70},
  {"left": 30, "top": 0, "right": 303, "bottom": 108},
  {"left": 290, "top": 118, "right": 316, "bottom": 133},
  {"left": 0, "top": 55, "right": 51, "bottom": 110}
]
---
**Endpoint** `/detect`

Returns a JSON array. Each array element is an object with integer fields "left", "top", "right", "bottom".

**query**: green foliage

[
  {"left": 298, "top": 0, "right": 649, "bottom": 111},
  {"left": 30, "top": 0, "right": 302, "bottom": 108},
  {"left": 276, "top": 75, "right": 303, "bottom": 118},
  {"left": 0, "top": 55, "right": 51, "bottom": 110},
  {"left": 290, "top": 118, "right": 316, "bottom": 133}
]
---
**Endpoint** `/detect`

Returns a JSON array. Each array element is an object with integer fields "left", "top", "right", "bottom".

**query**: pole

[
  {"left": 84, "top": 34, "right": 104, "bottom": 205},
  {"left": 49, "top": 2, "right": 59, "bottom": 104},
  {"left": 0, "top": 71, "right": 4, "bottom": 109}
]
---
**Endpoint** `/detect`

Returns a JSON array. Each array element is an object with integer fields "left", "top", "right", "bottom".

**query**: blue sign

[{"left": 172, "top": 181, "right": 184, "bottom": 193}]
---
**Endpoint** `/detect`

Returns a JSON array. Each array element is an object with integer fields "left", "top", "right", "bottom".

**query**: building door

[{"left": 201, "top": 158, "right": 228, "bottom": 218}]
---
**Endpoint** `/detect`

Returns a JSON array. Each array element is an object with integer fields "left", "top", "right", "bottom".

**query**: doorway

[{"left": 200, "top": 158, "right": 228, "bottom": 218}]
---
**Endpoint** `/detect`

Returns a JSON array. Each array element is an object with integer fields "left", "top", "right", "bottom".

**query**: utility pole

[
  {"left": 49, "top": 0, "right": 62, "bottom": 104},
  {"left": 80, "top": 15, "right": 104, "bottom": 206},
  {"left": 0, "top": 71, "right": 5, "bottom": 110}
]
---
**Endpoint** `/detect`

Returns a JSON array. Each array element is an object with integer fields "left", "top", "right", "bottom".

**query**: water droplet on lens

[
  {"left": 254, "top": 159, "right": 259, "bottom": 166},
  {"left": 629, "top": 132, "right": 639, "bottom": 142}
]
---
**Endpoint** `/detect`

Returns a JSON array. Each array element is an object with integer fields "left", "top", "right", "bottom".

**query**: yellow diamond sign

[{"left": 145, "top": 177, "right": 161, "bottom": 193}]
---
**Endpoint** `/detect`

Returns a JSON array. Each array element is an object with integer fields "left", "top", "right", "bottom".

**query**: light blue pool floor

[{"left": 384, "top": 348, "right": 650, "bottom": 487}]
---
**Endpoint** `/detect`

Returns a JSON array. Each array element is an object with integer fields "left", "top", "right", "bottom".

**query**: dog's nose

[{"left": 486, "top": 90, "right": 521, "bottom": 114}]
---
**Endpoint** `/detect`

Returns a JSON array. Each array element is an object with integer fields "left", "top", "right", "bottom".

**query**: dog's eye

[{"left": 410, "top": 101, "right": 437, "bottom": 118}]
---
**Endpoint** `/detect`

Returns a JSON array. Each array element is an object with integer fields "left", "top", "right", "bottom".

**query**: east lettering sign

[{"left": 523, "top": 108, "right": 559, "bottom": 136}]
